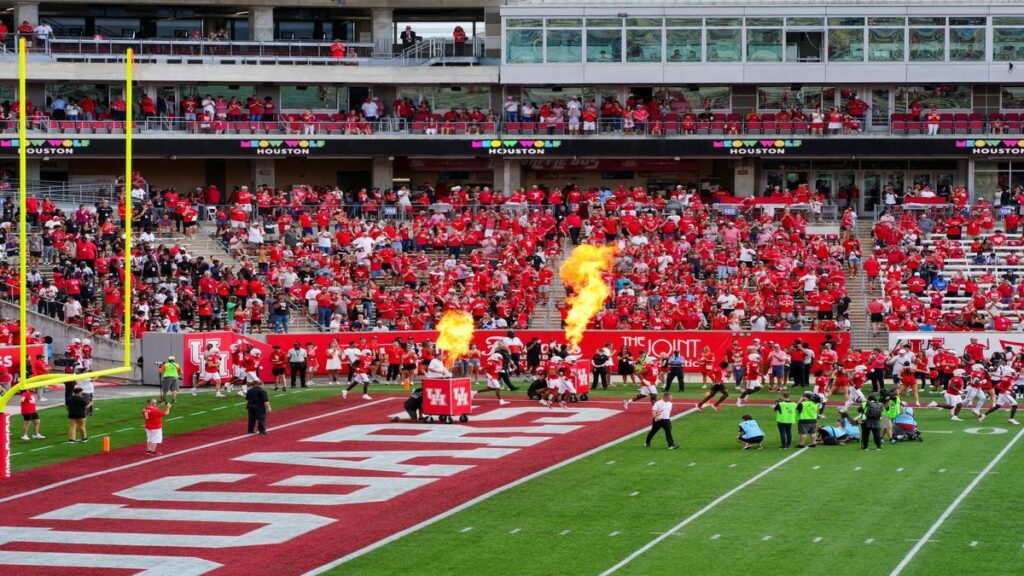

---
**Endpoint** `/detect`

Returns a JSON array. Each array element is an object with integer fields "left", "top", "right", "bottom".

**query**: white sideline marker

[
  {"left": 896, "top": 467, "right": 904, "bottom": 472},
  {"left": 889, "top": 426, "right": 1024, "bottom": 576},
  {"left": 559, "top": 530, "right": 571, "bottom": 536},
  {"left": 854, "top": 466, "right": 862, "bottom": 471},
  {"left": 115, "top": 428, "right": 132, "bottom": 433},
  {"left": 812, "top": 465, "right": 820, "bottom": 470},
  {"left": 609, "top": 531, "right": 621, "bottom": 537},
  {"left": 687, "top": 462, "right": 696, "bottom": 467},
  {"left": 29, "top": 446, "right": 51, "bottom": 452},
  {"left": 510, "top": 529, "right": 521, "bottom": 534},
  {"left": 606, "top": 460, "right": 616, "bottom": 465},
  {"left": 211, "top": 406, "right": 228, "bottom": 411},
  {"left": 629, "top": 491, "right": 640, "bottom": 497},
  {"left": 938, "top": 469, "right": 947, "bottom": 473},
  {"left": 648, "top": 461, "right": 657, "bottom": 466},
  {"left": 167, "top": 416, "right": 183, "bottom": 421},
  {"left": 813, "top": 537, "right": 823, "bottom": 543},
  {"left": 761, "top": 535, "right": 772, "bottom": 542},
  {"left": 598, "top": 447, "right": 806, "bottom": 576},
  {"left": 865, "top": 538, "right": 875, "bottom": 545},
  {"left": 460, "top": 527, "right": 474, "bottom": 533},
  {"left": 190, "top": 411, "right": 207, "bottom": 416},
  {"left": 710, "top": 534, "right": 720, "bottom": 540},
  {"left": 969, "top": 541, "right": 978, "bottom": 547},
  {"left": 728, "top": 464, "right": 737, "bottom": 468}
]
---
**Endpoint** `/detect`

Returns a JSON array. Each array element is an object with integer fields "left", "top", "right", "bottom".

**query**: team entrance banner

[{"left": 161, "top": 330, "right": 848, "bottom": 386}]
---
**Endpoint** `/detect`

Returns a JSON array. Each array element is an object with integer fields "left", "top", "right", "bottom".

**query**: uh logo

[
  {"left": 427, "top": 388, "right": 448, "bottom": 406},
  {"left": 187, "top": 337, "right": 229, "bottom": 376},
  {"left": 452, "top": 387, "right": 470, "bottom": 407}
]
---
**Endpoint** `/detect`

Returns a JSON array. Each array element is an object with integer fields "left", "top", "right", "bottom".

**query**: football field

[
  {"left": 323, "top": 398, "right": 1024, "bottom": 576},
  {"left": 2, "top": 385, "right": 1022, "bottom": 576}
]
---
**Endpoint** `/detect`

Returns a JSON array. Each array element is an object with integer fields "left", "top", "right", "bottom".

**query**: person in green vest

[
  {"left": 773, "top": 392, "right": 798, "bottom": 449},
  {"left": 882, "top": 390, "right": 902, "bottom": 445},
  {"left": 158, "top": 355, "right": 182, "bottom": 404},
  {"left": 796, "top": 391, "right": 819, "bottom": 448}
]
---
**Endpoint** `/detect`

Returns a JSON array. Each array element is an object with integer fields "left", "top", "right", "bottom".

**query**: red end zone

[{"left": 0, "top": 396, "right": 647, "bottom": 575}]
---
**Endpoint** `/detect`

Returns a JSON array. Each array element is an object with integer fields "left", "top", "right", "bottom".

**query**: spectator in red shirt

[{"left": 142, "top": 398, "right": 171, "bottom": 455}]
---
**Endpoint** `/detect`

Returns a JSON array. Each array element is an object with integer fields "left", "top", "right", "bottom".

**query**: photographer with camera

[{"left": 858, "top": 394, "right": 885, "bottom": 450}]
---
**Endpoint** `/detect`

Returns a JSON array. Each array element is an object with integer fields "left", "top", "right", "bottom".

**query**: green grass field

[
  {"left": 9, "top": 379, "right": 1024, "bottom": 575},
  {"left": 328, "top": 402, "right": 1024, "bottom": 576}
]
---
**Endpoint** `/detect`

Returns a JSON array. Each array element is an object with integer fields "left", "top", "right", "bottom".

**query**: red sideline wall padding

[{"left": 178, "top": 331, "right": 849, "bottom": 385}]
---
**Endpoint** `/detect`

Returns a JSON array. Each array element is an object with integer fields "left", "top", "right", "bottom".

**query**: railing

[{"left": 3, "top": 35, "right": 484, "bottom": 66}]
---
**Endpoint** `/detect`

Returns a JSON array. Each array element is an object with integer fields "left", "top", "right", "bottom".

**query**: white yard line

[
  {"left": 598, "top": 447, "right": 807, "bottom": 576},
  {"left": 302, "top": 406, "right": 701, "bottom": 575},
  {"left": 889, "top": 425, "right": 1024, "bottom": 576},
  {"left": 0, "top": 399, "right": 393, "bottom": 504}
]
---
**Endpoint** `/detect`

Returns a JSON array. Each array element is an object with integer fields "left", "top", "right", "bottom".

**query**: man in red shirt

[
  {"left": 20, "top": 389, "right": 44, "bottom": 440},
  {"left": 142, "top": 398, "right": 171, "bottom": 455},
  {"left": 964, "top": 338, "right": 986, "bottom": 363}
]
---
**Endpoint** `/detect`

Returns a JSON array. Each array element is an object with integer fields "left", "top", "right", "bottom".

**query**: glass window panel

[
  {"left": 667, "top": 29, "right": 702, "bottom": 61},
  {"left": 909, "top": 17, "right": 944, "bottom": 26},
  {"left": 1002, "top": 87, "right": 1024, "bottom": 109},
  {"left": 276, "top": 21, "right": 315, "bottom": 40},
  {"left": 828, "top": 28, "right": 863, "bottom": 61},
  {"left": 909, "top": 28, "right": 944, "bottom": 61},
  {"left": 46, "top": 83, "right": 110, "bottom": 111},
  {"left": 950, "top": 17, "right": 986, "bottom": 26},
  {"left": 654, "top": 86, "right": 731, "bottom": 110},
  {"left": 757, "top": 86, "right": 800, "bottom": 110},
  {"left": 626, "top": 29, "right": 662, "bottom": 62},
  {"left": 432, "top": 86, "right": 490, "bottom": 111},
  {"left": 587, "top": 29, "right": 622, "bottom": 62},
  {"left": 546, "top": 18, "right": 582, "bottom": 27},
  {"left": 897, "top": 85, "right": 972, "bottom": 109},
  {"left": 280, "top": 86, "right": 342, "bottom": 110},
  {"left": 950, "top": 28, "right": 985, "bottom": 61},
  {"left": 746, "top": 18, "right": 783, "bottom": 26},
  {"left": 666, "top": 18, "right": 702, "bottom": 27},
  {"left": 523, "top": 87, "right": 597, "bottom": 106},
  {"left": 787, "top": 18, "right": 823, "bottom": 27},
  {"left": 706, "top": 18, "right": 742, "bottom": 27},
  {"left": 546, "top": 29, "right": 582, "bottom": 62},
  {"left": 828, "top": 18, "right": 864, "bottom": 26},
  {"left": 706, "top": 28, "right": 741, "bottom": 62},
  {"left": 747, "top": 29, "right": 782, "bottom": 62},
  {"left": 586, "top": 18, "right": 622, "bottom": 28},
  {"left": 507, "top": 18, "right": 542, "bottom": 28},
  {"left": 868, "top": 17, "right": 905, "bottom": 26},
  {"left": 869, "top": 28, "right": 904, "bottom": 61},
  {"left": 626, "top": 18, "right": 662, "bottom": 27},
  {"left": 995, "top": 28, "right": 1024, "bottom": 62},
  {"left": 155, "top": 19, "right": 201, "bottom": 38},
  {"left": 994, "top": 17, "right": 1024, "bottom": 26},
  {"left": 506, "top": 29, "right": 543, "bottom": 63}
]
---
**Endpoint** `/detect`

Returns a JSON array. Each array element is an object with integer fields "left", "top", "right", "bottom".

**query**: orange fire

[
  {"left": 436, "top": 310, "right": 475, "bottom": 367},
  {"left": 559, "top": 244, "right": 617, "bottom": 348}
]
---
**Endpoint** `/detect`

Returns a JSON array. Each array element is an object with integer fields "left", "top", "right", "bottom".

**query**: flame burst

[
  {"left": 560, "top": 244, "right": 618, "bottom": 348},
  {"left": 436, "top": 310, "right": 475, "bottom": 367}
]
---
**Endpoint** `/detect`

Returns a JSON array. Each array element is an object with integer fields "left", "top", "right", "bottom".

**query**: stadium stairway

[
  {"left": 849, "top": 220, "right": 887, "bottom": 352},
  {"left": 529, "top": 239, "right": 568, "bottom": 329}
]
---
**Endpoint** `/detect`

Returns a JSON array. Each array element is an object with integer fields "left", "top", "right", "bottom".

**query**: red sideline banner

[
  {"left": 0, "top": 345, "right": 45, "bottom": 374},
  {"left": 0, "top": 413, "right": 9, "bottom": 479},
  {"left": 170, "top": 330, "right": 848, "bottom": 384}
]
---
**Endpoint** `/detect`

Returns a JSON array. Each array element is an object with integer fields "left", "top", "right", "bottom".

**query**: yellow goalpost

[{"left": 0, "top": 39, "right": 135, "bottom": 477}]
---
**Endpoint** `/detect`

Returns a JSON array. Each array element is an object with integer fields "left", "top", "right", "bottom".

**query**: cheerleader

[
  {"left": 305, "top": 341, "right": 319, "bottom": 386},
  {"left": 324, "top": 339, "right": 343, "bottom": 384}
]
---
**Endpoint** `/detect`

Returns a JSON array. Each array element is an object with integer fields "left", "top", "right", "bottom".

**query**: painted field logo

[
  {"left": 956, "top": 139, "right": 1024, "bottom": 155},
  {"left": 713, "top": 139, "right": 802, "bottom": 155},
  {"left": 472, "top": 139, "right": 561, "bottom": 155},
  {"left": 0, "top": 139, "right": 89, "bottom": 155},
  {"left": 240, "top": 139, "right": 326, "bottom": 156},
  {"left": 426, "top": 388, "right": 447, "bottom": 406}
]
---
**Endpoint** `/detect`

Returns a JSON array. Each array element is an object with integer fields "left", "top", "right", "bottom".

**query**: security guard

[
  {"left": 245, "top": 380, "right": 271, "bottom": 435},
  {"left": 664, "top": 349, "right": 686, "bottom": 392},
  {"left": 158, "top": 355, "right": 182, "bottom": 404},
  {"left": 795, "top": 392, "right": 819, "bottom": 448},
  {"left": 774, "top": 392, "right": 798, "bottom": 449}
]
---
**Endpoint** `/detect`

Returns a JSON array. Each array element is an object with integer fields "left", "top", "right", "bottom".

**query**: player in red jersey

[
  {"left": 228, "top": 343, "right": 247, "bottom": 394},
  {"left": 540, "top": 356, "right": 568, "bottom": 408},
  {"left": 342, "top": 348, "right": 373, "bottom": 400},
  {"left": 198, "top": 343, "right": 225, "bottom": 397},
  {"left": 240, "top": 348, "right": 262, "bottom": 397},
  {"left": 979, "top": 370, "right": 1019, "bottom": 425},
  {"left": 846, "top": 365, "right": 868, "bottom": 409},
  {"left": 695, "top": 360, "right": 730, "bottom": 412},
  {"left": 474, "top": 353, "right": 511, "bottom": 406},
  {"left": 963, "top": 363, "right": 994, "bottom": 416},
  {"left": 927, "top": 368, "right": 966, "bottom": 421},
  {"left": 624, "top": 354, "right": 661, "bottom": 411},
  {"left": 736, "top": 353, "right": 763, "bottom": 407}
]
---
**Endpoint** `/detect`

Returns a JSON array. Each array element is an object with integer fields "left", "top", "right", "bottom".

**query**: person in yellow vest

[
  {"left": 774, "top": 392, "right": 798, "bottom": 448},
  {"left": 159, "top": 355, "right": 182, "bottom": 404},
  {"left": 796, "top": 392, "right": 819, "bottom": 448}
]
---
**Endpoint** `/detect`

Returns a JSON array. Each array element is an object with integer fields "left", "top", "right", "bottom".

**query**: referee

[
  {"left": 287, "top": 342, "right": 308, "bottom": 388},
  {"left": 645, "top": 392, "right": 679, "bottom": 449}
]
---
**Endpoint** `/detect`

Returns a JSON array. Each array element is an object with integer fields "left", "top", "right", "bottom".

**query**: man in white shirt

[
  {"left": 425, "top": 355, "right": 452, "bottom": 379},
  {"left": 645, "top": 392, "right": 679, "bottom": 449}
]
